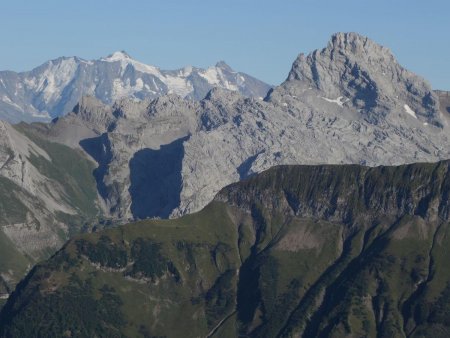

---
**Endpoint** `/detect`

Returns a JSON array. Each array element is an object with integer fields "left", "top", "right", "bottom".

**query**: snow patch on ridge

[
  {"left": 102, "top": 51, "right": 131, "bottom": 62},
  {"left": 2, "top": 95, "right": 24, "bottom": 112},
  {"left": 404, "top": 104, "right": 417, "bottom": 119},
  {"left": 321, "top": 96, "right": 347, "bottom": 107},
  {"left": 199, "top": 67, "right": 220, "bottom": 84},
  {"left": 30, "top": 111, "right": 51, "bottom": 119},
  {"left": 102, "top": 51, "right": 161, "bottom": 77},
  {"left": 164, "top": 75, "right": 193, "bottom": 97},
  {"left": 30, "top": 58, "right": 79, "bottom": 104},
  {"left": 199, "top": 67, "right": 238, "bottom": 91},
  {"left": 112, "top": 78, "right": 146, "bottom": 98}
]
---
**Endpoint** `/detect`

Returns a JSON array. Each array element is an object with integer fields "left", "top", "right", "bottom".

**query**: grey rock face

[
  {"left": 48, "top": 34, "right": 450, "bottom": 221},
  {"left": 5, "top": 32, "right": 450, "bottom": 223},
  {"left": 286, "top": 32, "right": 442, "bottom": 125},
  {"left": 0, "top": 52, "right": 272, "bottom": 123},
  {"left": 436, "top": 90, "right": 450, "bottom": 116}
]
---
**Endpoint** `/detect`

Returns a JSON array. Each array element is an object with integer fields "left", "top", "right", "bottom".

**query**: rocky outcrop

[
  {"left": 436, "top": 90, "right": 450, "bottom": 116},
  {"left": 285, "top": 32, "right": 442, "bottom": 125}
]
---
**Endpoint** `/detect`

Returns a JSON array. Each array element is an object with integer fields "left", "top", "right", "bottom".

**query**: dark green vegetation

[{"left": 2, "top": 161, "right": 450, "bottom": 337}]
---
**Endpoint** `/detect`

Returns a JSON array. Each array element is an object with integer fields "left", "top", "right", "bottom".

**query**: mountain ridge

[
  {"left": 0, "top": 52, "right": 271, "bottom": 123},
  {"left": 2, "top": 161, "right": 450, "bottom": 337},
  {"left": 279, "top": 32, "right": 443, "bottom": 126}
]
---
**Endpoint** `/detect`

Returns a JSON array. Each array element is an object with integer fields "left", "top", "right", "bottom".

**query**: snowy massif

[{"left": 0, "top": 51, "right": 271, "bottom": 123}]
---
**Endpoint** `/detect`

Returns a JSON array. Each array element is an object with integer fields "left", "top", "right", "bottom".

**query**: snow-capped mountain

[{"left": 0, "top": 51, "right": 271, "bottom": 123}]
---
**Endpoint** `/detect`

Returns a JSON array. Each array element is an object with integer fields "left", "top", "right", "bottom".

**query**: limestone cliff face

[
  {"left": 48, "top": 33, "right": 450, "bottom": 221},
  {"left": 286, "top": 32, "right": 441, "bottom": 124}
]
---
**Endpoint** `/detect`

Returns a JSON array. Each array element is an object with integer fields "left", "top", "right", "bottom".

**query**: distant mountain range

[
  {"left": 0, "top": 32, "right": 450, "bottom": 297},
  {"left": 0, "top": 51, "right": 271, "bottom": 123}
]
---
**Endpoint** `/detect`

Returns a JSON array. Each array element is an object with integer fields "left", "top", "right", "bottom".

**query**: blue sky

[{"left": 0, "top": 0, "right": 448, "bottom": 89}]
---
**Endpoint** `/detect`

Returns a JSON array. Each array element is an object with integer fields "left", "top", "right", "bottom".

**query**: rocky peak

[
  {"left": 112, "top": 98, "right": 150, "bottom": 119},
  {"left": 73, "top": 96, "right": 111, "bottom": 117},
  {"left": 287, "top": 32, "right": 396, "bottom": 84},
  {"left": 215, "top": 60, "right": 234, "bottom": 72},
  {"left": 284, "top": 32, "right": 441, "bottom": 124},
  {"left": 328, "top": 32, "right": 394, "bottom": 61},
  {"left": 145, "top": 94, "right": 199, "bottom": 121},
  {"left": 203, "top": 87, "right": 242, "bottom": 103},
  {"left": 102, "top": 50, "right": 132, "bottom": 62},
  {"left": 150, "top": 93, "right": 195, "bottom": 110},
  {"left": 71, "top": 95, "right": 114, "bottom": 129}
]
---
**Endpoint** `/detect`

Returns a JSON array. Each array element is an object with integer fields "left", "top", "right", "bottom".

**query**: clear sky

[{"left": 0, "top": 0, "right": 448, "bottom": 89}]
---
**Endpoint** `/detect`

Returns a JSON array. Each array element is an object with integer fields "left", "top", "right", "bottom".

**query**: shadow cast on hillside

[
  {"left": 79, "top": 134, "right": 112, "bottom": 202},
  {"left": 129, "top": 136, "right": 189, "bottom": 219}
]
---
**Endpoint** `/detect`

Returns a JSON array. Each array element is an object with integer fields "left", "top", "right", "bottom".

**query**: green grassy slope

[
  {"left": 0, "top": 176, "right": 30, "bottom": 225},
  {"left": 2, "top": 162, "right": 450, "bottom": 337},
  {"left": 13, "top": 123, "right": 99, "bottom": 223},
  {"left": 0, "top": 176, "right": 44, "bottom": 295},
  {"left": 0, "top": 124, "right": 101, "bottom": 294}
]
